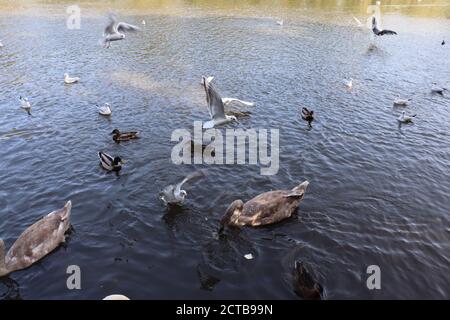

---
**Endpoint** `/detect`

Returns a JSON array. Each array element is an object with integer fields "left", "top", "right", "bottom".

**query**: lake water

[{"left": 0, "top": 0, "right": 449, "bottom": 299}]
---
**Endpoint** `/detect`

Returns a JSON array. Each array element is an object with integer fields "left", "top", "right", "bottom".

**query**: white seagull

[
  {"left": 276, "top": 20, "right": 284, "bottom": 26},
  {"left": 393, "top": 98, "right": 411, "bottom": 107},
  {"left": 160, "top": 171, "right": 205, "bottom": 205},
  {"left": 397, "top": 111, "right": 416, "bottom": 124},
  {"left": 201, "top": 76, "right": 239, "bottom": 129},
  {"left": 142, "top": 20, "right": 146, "bottom": 26},
  {"left": 19, "top": 96, "right": 31, "bottom": 115},
  {"left": 98, "top": 103, "right": 112, "bottom": 116},
  {"left": 0, "top": 40, "right": 3, "bottom": 48},
  {"left": 64, "top": 73, "right": 80, "bottom": 84},
  {"left": 102, "top": 13, "right": 141, "bottom": 48},
  {"left": 431, "top": 83, "right": 447, "bottom": 95},
  {"left": 344, "top": 78, "right": 353, "bottom": 89}
]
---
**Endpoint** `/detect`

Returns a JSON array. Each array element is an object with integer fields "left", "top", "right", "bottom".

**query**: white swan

[
  {"left": 98, "top": 103, "right": 112, "bottom": 116},
  {"left": 19, "top": 96, "right": 31, "bottom": 115},
  {"left": 397, "top": 111, "right": 416, "bottom": 124},
  {"left": 201, "top": 76, "right": 238, "bottom": 129},
  {"left": 64, "top": 73, "right": 80, "bottom": 84},
  {"left": 393, "top": 98, "right": 411, "bottom": 106},
  {"left": 0, "top": 201, "right": 72, "bottom": 277}
]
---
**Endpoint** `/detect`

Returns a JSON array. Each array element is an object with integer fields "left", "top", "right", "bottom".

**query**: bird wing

[
  {"left": 116, "top": 22, "right": 141, "bottom": 33},
  {"left": 104, "top": 14, "right": 118, "bottom": 35},
  {"left": 378, "top": 29, "right": 397, "bottom": 36},
  {"left": 174, "top": 171, "right": 205, "bottom": 194},
  {"left": 98, "top": 152, "right": 113, "bottom": 167},
  {"left": 302, "top": 107, "right": 309, "bottom": 115},
  {"left": 205, "top": 81, "right": 226, "bottom": 121}
]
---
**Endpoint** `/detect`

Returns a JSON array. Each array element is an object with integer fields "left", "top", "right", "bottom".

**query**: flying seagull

[
  {"left": 102, "top": 13, "right": 141, "bottom": 48},
  {"left": 160, "top": 171, "right": 205, "bottom": 205},
  {"left": 201, "top": 76, "right": 238, "bottom": 129},
  {"left": 372, "top": 17, "right": 397, "bottom": 36}
]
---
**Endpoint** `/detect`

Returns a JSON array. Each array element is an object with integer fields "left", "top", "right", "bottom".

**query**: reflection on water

[{"left": 0, "top": 0, "right": 450, "bottom": 300}]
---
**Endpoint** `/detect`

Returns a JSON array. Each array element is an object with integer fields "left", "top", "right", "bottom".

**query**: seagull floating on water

[
  {"left": 276, "top": 20, "right": 284, "bottom": 26},
  {"left": 344, "top": 78, "right": 353, "bottom": 89},
  {"left": 102, "top": 13, "right": 141, "bottom": 48},
  {"left": 372, "top": 17, "right": 397, "bottom": 36},
  {"left": 64, "top": 73, "right": 80, "bottom": 84},
  {"left": 142, "top": 20, "right": 146, "bottom": 26},
  {"left": 201, "top": 76, "right": 239, "bottom": 129},
  {"left": 393, "top": 98, "right": 411, "bottom": 107},
  {"left": 97, "top": 103, "right": 111, "bottom": 116},
  {"left": 0, "top": 40, "right": 3, "bottom": 48},
  {"left": 397, "top": 111, "right": 416, "bottom": 124},
  {"left": 19, "top": 96, "right": 31, "bottom": 115},
  {"left": 159, "top": 171, "right": 205, "bottom": 206},
  {"left": 431, "top": 83, "right": 447, "bottom": 95}
]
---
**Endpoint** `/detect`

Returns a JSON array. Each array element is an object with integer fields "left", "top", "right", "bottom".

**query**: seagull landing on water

[
  {"left": 398, "top": 111, "right": 416, "bottom": 124},
  {"left": 201, "top": 76, "right": 239, "bottom": 129},
  {"left": 372, "top": 17, "right": 397, "bottom": 36},
  {"left": 431, "top": 83, "right": 447, "bottom": 95},
  {"left": 101, "top": 13, "right": 141, "bottom": 48},
  {"left": 64, "top": 73, "right": 80, "bottom": 84},
  {"left": 160, "top": 171, "right": 205, "bottom": 206},
  {"left": 19, "top": 96, "right": 31, "bottom": 115}
]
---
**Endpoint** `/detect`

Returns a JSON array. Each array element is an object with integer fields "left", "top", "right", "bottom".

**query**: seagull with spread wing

[
  {"left": 201, "top": 76, "right": 239, "bottom": 129},
  {"left": 372, "top": 17, "right": 397, "bottom": 36},
  {"left": 101, "top": 13, "right": 141, "bottom": 48}
]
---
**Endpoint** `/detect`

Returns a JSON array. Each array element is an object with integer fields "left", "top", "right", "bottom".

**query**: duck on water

[
  {"left": 219, "top": 181, "right": 309, "bottom": 233},
  {"left": 0, "top": 201, "right": 72, "bottom": 277}
]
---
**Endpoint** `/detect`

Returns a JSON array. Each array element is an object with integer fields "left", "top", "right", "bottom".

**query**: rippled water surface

[{"left": 1, "top": 0, "right": 450, "bottom": 299}]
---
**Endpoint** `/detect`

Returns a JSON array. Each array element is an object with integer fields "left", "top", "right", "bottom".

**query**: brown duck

[
  {"left": 219, "top": 181, "right": 309, "bottom": 232},
  {"left": 111, "top": 129, "right": 140, "bottom": 142},
  {"left": 293, "top": 261, "right": 323, "bottom": 300}
]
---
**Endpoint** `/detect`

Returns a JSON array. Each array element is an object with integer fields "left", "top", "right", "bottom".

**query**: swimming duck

[
  {"left": 98, "top": 103, "right": 112, "bottom": 116},
  {"left": 219, "top": 181, "right": 309, "bottom": 232},
  {"left": 19, "top": 96, "right": 31, "bottom": 115},
  {"left": 393, "top": 98, "right": 411, "bottom": 107},
  {"left": 98, "top": 151, "right": 124, "bottom": 172},
  {"left": 293, "top": 261, "right": 323, "bottom": 300},
  {"left": 64, "top": 73, "right": 80, "bottom": 84},
  {"left": 0, "top": 201, "right": 72, "bottom": 277},
  {"left": 301, "top": 107, "right": 314, "bottom": 126},
  {"left": 111, "top": 129, "right": 140, "bottom": 142},
  {"left": 397, "top": 111, "right": 416, "bottom": 124}
]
